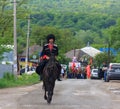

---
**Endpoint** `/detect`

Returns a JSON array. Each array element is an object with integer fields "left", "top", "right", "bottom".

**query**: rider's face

[{"left": 49, "top": 39, "right": 54, "bottom": 44}]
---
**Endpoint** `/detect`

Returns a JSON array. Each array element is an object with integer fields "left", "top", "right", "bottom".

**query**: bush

[
  {"left": 0, "top": 73, "right": 40, "bottom": 88},
  {"left": 3, "top": 72, "right": 15, "bottom": 80}
]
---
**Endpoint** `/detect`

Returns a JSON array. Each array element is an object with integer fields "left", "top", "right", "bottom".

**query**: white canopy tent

[{"left": 80, "top": 46, "right": 101, "bottom": 57}]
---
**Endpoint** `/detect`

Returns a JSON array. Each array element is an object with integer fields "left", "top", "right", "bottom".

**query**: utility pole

[
  {"left": 25, "top": 16, "right": 30, "bottom": 73},
  {"left": 13, "top": 0, "right": 17, "bottom": 76},
  {"left": 38, "top": 40, "right": 43, "bottom": 63},
  {"left": 107, "top": 42, "right": 110, "bottom": 65}
]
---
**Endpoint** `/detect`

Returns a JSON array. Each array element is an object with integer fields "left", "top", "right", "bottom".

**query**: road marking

[
  {"left": 112, "top": 90, "right": 120, "bottom": 93},
  {"left": 72, "top": 90, "right": 90, "bottom": 96}
]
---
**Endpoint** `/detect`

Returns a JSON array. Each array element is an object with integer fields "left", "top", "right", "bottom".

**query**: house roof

[
  {"left": 65, "top": 49, "right": 80, "bottom": 60},
  {"left": 65, "top": 46, "right": 101, "bottom": 60}
]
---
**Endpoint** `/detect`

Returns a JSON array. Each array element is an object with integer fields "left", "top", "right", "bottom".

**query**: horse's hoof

[
  {"left": 47, "top": 97, "right": 52, "bottom": 104},
  {"left": 47, "top": 99, "right": 51, "bottom": 104},
  {"left": 44, "top": 96, "right": 47, "bottom": 100}
]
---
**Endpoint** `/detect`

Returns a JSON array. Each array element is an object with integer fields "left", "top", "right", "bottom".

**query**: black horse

[{"left": 42, "top": 54, "right": 59, "bottom": 104}]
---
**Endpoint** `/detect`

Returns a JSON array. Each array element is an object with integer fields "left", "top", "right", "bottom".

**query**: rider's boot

[
  {"left": 56, "top": 62, "right": 62, "bottom": 81},
  {"left": 57, "top": 72, "right": 62, "bottom": 81},
  {"left": 39, "top": 72, "right": 43, "bottom": 81},
  {"left": 57, "top": 78, "right": 62, "bottom": 81},
  {"left": 39, "top": 75, "right": 43, "bottom": 81}
]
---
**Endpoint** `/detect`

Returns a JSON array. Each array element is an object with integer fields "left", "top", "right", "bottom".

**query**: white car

[{"left": 91, "top": 69, "right": 99, "bottom": 79}]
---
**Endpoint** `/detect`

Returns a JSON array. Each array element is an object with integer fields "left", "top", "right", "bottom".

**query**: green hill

[
  {"left": 28, "top": 0, "right": 120, "bottom": 15},
  {"left": 0, "top": 0, "right": 120, "bottom": 56}
]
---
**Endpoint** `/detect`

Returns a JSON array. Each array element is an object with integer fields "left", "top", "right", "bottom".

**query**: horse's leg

[
  {"left": 47, "top": 81, "right": 55, "bottom": 104},
  {"left": 47, "top": 82, "right": 53, "bottom": 104},
  {"left": 44, "top": 90, "right": 47, "bottom": 100},
  {"left": 44, "top": 82, "right": 47, "bottom": 100},
  {"left": 51, "top": 81, "right": 55, "bottom": 96},
  {"left": 47, "top": 86, "right": 51, "bottom": 104}
]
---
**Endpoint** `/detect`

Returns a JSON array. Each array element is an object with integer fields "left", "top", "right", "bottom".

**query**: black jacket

[{"left": 41, "top": 44, "right": 58, "bottom": 57}]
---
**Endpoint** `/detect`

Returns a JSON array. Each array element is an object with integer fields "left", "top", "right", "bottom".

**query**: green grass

[{"left": 0, "top": 72, "right": 40, "bottom": 88}]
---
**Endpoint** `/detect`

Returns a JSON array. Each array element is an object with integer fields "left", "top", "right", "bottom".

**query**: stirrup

[{"left": 57, "top": 78, "right": 62, "bottom": 81}]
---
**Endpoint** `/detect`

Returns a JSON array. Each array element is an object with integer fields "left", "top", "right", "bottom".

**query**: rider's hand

[{"left": 46, "top": 56, "right": 50, "bottom": 59}]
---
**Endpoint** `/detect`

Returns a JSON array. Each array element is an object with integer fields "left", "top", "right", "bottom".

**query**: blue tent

[{"left": 99, "top": 48, "right": 117, "bottom": 56}]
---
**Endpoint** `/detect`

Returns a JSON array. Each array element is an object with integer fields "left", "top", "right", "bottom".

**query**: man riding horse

[{"left": 36, "top": 34, "right": 62, "bottom": 81}]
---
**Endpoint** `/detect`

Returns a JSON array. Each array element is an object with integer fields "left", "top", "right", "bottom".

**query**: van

[{"left": 105, "top": 63, "right": 120, "bottom": 82}]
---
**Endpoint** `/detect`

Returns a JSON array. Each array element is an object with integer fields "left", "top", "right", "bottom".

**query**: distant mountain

[{"left": 28, "top": 0, "right": 120, "bottom": 15}]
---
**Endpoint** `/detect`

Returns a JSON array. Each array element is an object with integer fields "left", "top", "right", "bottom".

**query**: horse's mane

[{"left": 47, "top": 54, "right": 56, "bottom": 67}]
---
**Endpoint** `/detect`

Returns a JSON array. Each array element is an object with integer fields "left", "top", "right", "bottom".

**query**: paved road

[{"left": 0, "top": 79, "right": 120, "bottom": 109}]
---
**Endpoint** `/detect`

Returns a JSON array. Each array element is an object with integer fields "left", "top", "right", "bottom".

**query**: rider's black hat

[{"left": 47, "top": 34, "right": 55, "bottom": 43}]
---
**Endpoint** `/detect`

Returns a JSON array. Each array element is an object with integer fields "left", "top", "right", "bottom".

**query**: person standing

[
  {"left": 86, "top": 64, "right": 91, "bottom": 79},
  {"left": 61, "top": 66, "right": 65, "bottom": 78}
]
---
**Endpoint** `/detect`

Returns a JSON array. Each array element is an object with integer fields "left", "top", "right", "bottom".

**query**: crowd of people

[{"left": 66, "top": 61, "right": 108, "bottom": 80}]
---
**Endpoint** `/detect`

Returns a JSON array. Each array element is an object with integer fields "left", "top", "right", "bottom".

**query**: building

[
  {"left": 65, "top": 46, "right": 101, "bottom": 63},
  {"left": 19, "top": 45, "right": 42, "bottom": 62}
]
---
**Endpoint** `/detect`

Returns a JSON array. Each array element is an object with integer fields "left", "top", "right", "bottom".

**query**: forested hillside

[
  {"left": 0, "top": 0, "right": 120, "bottom": 62},
  {"left": 28, "top": 0, "right": 120, "bottom": 32},
  {"left": 29, "top": 0, "right": 120, "bottom": 15},
  {"left": 27, "top": 0, "right": 120, "bottom": 51}
]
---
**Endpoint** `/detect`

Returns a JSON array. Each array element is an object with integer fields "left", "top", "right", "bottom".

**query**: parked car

[
  {"left": 105, "top": 63, "right": 120, "bottom": 82},
  {"left": 91, "top": 69, "right": 99, "bottom": 79}
]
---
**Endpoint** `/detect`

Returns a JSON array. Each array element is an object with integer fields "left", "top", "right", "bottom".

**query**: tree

[
  {"left": 32, "top": 26, "right": 61, "bottom": 45},
  {"left": 110, "top": 18, "right": 120, "bottom": 50},
  {"left": 0, "top": 0, "right": 29, "bottom": 43},
  {"left": 94, "top": 52, "right": 108, "bottom": 68},
  {"left": 102, "top": 27, "right": 117, "bottom": 64}
]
